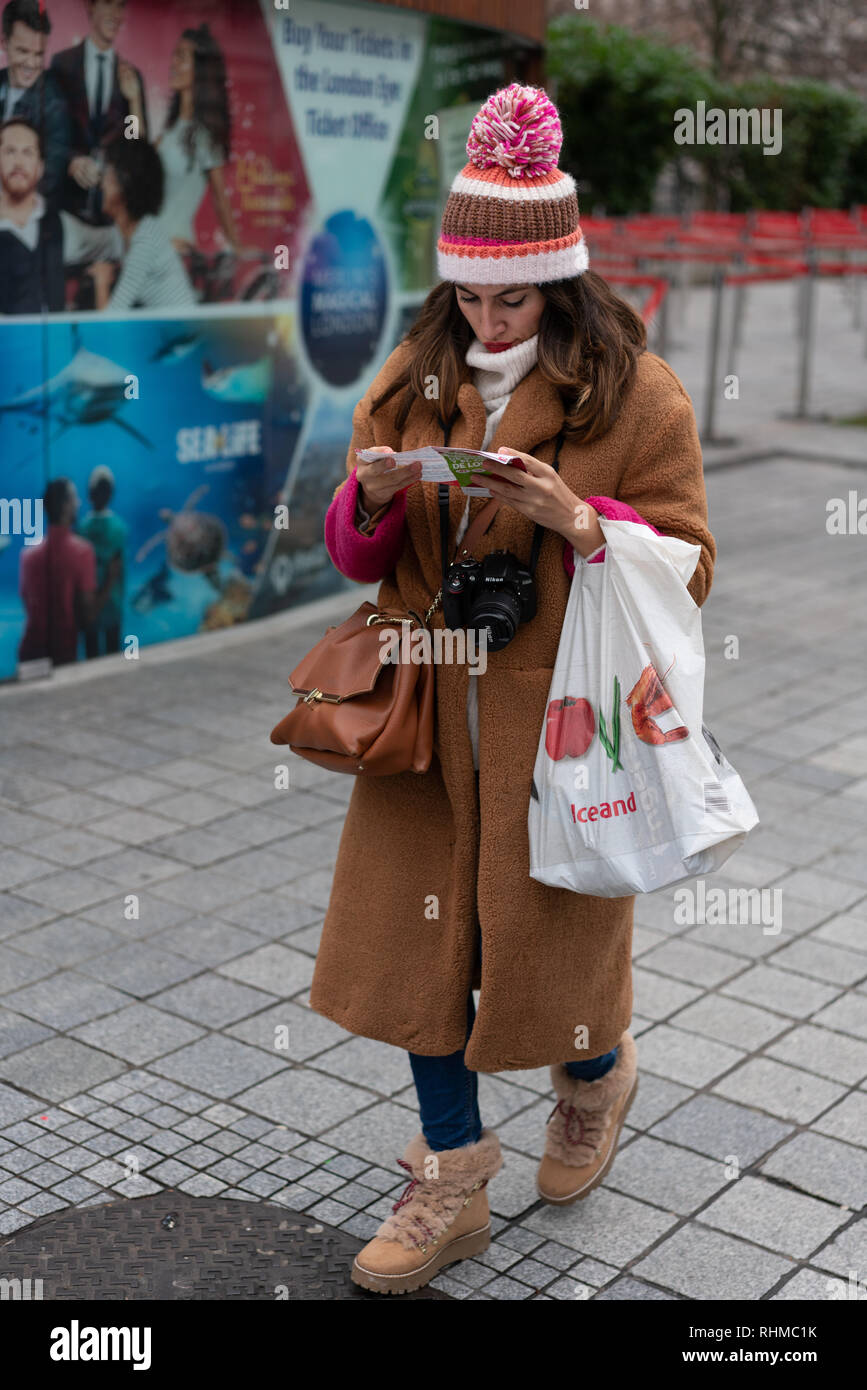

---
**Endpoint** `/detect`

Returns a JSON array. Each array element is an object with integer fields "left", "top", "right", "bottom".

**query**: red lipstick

[{"left": 483, "top": 341, "right": 515, "bottom": 352}]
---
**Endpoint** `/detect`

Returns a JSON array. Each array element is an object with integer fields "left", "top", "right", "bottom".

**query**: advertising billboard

[{"left": 0, "top": 0, "right": 519, "bottom": 679}]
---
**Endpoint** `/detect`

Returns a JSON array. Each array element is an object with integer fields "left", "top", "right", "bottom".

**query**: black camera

[{"left": 442, "top": 549, "right": 537, "bottom": 652}]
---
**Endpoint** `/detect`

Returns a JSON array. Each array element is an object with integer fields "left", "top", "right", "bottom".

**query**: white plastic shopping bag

[{"left": 528, "top": 518, "right": 759, "bottom": 897}]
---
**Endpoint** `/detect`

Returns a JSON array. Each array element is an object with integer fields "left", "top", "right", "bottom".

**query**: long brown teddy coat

[{"left": 308, "top": 341, "right": 716, "bottom": 1072}]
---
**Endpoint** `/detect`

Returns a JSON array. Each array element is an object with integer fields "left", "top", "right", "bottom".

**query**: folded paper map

[{"left": 354, "top": 446, "right": 524, "bottom": 497}]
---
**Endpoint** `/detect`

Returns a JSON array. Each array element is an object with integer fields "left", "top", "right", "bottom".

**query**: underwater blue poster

[{"left": 0, "top": 312, "right": 320, "bottom": 677}]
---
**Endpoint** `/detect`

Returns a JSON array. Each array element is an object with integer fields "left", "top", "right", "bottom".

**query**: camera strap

[
  {"left": 437, "top": 424, "right": 565, "bottom": 586},
  {"left": 437, "top": 408, "right": 460, "bottom": 580}
]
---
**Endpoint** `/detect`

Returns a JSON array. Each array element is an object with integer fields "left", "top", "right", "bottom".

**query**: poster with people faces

[
  {"left": 0, "top": 0, "right": 516, "bottom": 680},
  {"left": 0, "top": 0, "right": 305, "bottom": 313}
]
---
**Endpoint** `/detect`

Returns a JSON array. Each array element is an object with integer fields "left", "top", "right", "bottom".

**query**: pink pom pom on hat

[{"left": 437, "top": 83, "right": 589, "bottom": 286}]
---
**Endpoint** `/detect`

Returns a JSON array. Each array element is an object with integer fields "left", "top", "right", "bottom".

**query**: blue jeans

[{"left": 409, "top": 954, "right": 619, "bottom": 1149}]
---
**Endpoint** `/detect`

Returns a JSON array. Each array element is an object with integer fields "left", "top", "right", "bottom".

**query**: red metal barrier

[
  {"left": 586, "top": 268, "right": 669, "bottom": 324},
  {"left": 583, "top": 207, "right": 867, "bottom": 434},
  {"left": 582, "top": 207, "right": 867, "bottom": 264}
]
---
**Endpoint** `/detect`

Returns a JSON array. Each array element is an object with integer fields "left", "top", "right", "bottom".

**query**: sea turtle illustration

[
  {"left": 135, "top": 485, "right": 228, "bottom": 587},
  {"left": 133, "top": 485, "right": 251, "bottom": 626}
]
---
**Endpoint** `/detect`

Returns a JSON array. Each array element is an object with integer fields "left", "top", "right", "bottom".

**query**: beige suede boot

[
  {"left": 351, "top": 1128, "right": 502, "bottom": 1295},
  {"left": 536, "top": 1032, "right": 638, "bottom": 1205}
]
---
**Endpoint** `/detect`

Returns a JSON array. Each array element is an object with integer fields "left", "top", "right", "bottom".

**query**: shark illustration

[
  {"left": 201, "top": 355, "right": 273, "bottom": 405},
  {"left": 150, "top": 330, "right": 202, "bottom": 365},
  {"left": 0, "top": 325, "right": 153, "bottom": 452}
]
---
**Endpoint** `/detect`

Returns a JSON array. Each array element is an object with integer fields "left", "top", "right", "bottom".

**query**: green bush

[
  {"left": 547, "top": 16, "right": 867, "bottom": 213},
  {"left": 547, "top": 17, "right": 715, "bottom": 214},
  {"left": 841, "top": 108, "right": 867, "bottom": 207},
  {"left": 710, "top": 79, "right": 867, "bottom": 210}
]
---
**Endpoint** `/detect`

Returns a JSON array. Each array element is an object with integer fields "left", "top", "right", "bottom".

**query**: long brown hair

[
  {"left": 165, "top": 25, "right": 231, "bottom": 168},
  {"left": 371, "top": 273, "right": 647, "bottom": 446}
]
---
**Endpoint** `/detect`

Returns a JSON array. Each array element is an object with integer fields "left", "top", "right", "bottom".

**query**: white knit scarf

[{"left": 465, "top": 333, "right": 540, "bottom": 451}]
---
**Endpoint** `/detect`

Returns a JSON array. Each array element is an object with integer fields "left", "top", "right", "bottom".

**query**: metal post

[
  {"left": 849, "top": 201, "right": 864, "bottom": 333},
  {"left": 795, "top": 250, "right": 817, "bottom": 418},
  {"left": 703, "top": 268, "right": 725, "bottom": 442},
  {"left": 675, "top": 253, "right": 688, "bottom": 333},
  {"left": 796, "top": 267, "right": 808, "bottom": 338},
  {"left": 726, "top": 256, "right": 746, "bottom": 380},
  {"left": 656, "top": 277, "right": 670, "bottom": 359}
]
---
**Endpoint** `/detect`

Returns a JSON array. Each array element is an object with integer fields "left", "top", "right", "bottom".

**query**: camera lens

[{"left": 469, "top": 591, "right": 521, "bottom": 651}]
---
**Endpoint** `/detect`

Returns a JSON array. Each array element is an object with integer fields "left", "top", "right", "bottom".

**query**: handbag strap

[
  {"left": 453, "top": 499, "right": 501, "bottom": 562},
  {"left": 440, "top": 489, "right": 501, "bottom": 567}
]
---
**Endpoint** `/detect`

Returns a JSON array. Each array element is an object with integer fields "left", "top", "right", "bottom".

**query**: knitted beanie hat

[{"left": 437, "top": 83, "right": 588, "bottom": 286}]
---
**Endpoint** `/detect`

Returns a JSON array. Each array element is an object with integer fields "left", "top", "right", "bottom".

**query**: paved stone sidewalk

[{"left": 0, "top": 279, "right": 865, "bottom": 1298}]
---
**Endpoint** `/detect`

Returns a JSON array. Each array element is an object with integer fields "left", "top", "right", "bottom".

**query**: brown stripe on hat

[{"left": 441, "top": 190, "right": 580, "bottom": 246}]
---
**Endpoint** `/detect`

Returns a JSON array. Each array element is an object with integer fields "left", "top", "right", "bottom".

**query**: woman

[
  {"left": 86, "top": 136, "right": 195, "bottom": 310},
  {"left": 153, "top": 23, "right": 241, "bottom": 255},
  {"left": 315, "top": 85, "right": 715, "bottom": 1296}
]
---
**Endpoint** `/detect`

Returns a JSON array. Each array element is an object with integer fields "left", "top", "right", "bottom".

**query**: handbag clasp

[
  {"left": 300, "top": 686, "right": 341, "bottom": 705},
  {"left": 366, "top": 612, "right": 418, "bottom": 628}
]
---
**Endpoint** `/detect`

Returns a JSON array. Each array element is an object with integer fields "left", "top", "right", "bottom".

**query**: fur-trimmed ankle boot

[
  {"left": 536, "top": 1032, "right": 638, "bottom": 1205},
  {"left": 351, "top": 1128, "right": 502, "bottom": 1295}
]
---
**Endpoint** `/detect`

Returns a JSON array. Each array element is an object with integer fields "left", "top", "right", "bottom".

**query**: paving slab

[
  {"left": 521, "top": 1187, "right": 678, "bottom": 1265},
  {"left": 758, "top": 1132, "right": 867, "bottom": 1210},
  {"left": 633, "top": 1022, "right": 746, "bottom": 1088},
  {"left": 699, "top": 1175, "right": 849, "bottom": 1259},
  {"left": 807, "top": 1219, "right": 867, "bottom": 1279},
  {"left": 812, "top": 1090, "right": 867, "bottom": 1147},
  {"left": 712, "top": 1057, "right": 847, "bottom": 1123},
  {"left": 69, "top": 1004, "right": 206, "bottom": 1065},
  {"left": 763, "top": 1023, "right": 867, "bottom": 1085},
  {"left": 631, "top": 1223, "right": 793, "bottom": 1300},
  {"left": 0, "top": 1038, "right": 126, "bottom": 1101},
  {"left": 649, "top": 1092, "right": 794, "bottom": 1166},
  {"left": 605, "top": 1134, "right": 732, "bottom": 1215}
]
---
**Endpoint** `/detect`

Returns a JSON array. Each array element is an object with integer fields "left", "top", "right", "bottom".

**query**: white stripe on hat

[
  {"left": 437, "top": 238, "right": 590, "bottom": 284},
  {"left": 449, "top": 168, "right": 577, "bottom": 204}
]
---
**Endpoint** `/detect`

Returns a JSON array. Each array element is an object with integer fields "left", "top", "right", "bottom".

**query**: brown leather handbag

[{"left": 269, "top": 497, "right": 501, "bottom": 776}]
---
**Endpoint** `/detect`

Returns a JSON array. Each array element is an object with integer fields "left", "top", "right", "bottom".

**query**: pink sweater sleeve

[
  {"left": 325, "top": 478, "right": 659, "bottom": 585},
  {"left": 562, "top": 495, "right": 662, "bottom": 579},
  {"left": 324, "top": 466, "right": 408, "bottom": 583}
]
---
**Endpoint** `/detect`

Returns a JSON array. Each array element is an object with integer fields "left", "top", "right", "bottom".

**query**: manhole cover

[{"left": 0, "top": 1194, "right": 452, "bottom": 1300}]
